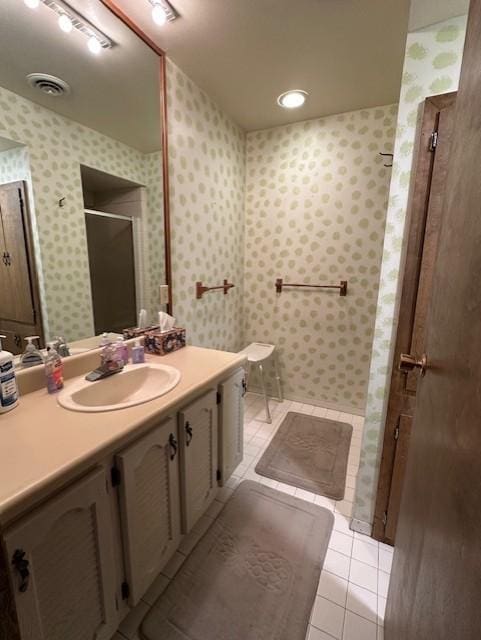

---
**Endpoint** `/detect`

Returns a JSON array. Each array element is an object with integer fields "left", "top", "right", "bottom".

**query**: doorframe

[
  {"left": 0, "top": 180, "right": 45, "bottom": 349},
  {"left": 372, "top": 92, "right": 457, "bottom": 543}
]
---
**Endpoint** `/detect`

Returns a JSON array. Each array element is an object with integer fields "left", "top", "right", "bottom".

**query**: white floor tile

[
  {"left": 377, "top": 570, "right": 390, "bottom": 599},
  {"left": 324, "top": 549, "right": 351, "bottom": 581},
  {"left": 379, "top": 548, "right": 393, "bottom": 574},
  {"left": 377, "top": 595, "right": 386, "bottom": 626},
  {"left": 328, "top": 530, "right": 354, "bottom": 557},
  {"left": 346, "top": 583, "right": 378, "bottom": 623},
  {"left": 311, "top": 596, "right": 345, "bottom": 639},
  {"left": 333, "top": 512, "right": 354, "bottom": 537},
  {"left": 349, "top": 559, "right": 378, "bottom": 593},
  {"left": 343, "top": 611, "right": 377, "bottom": 640},
  {"left": 308, "top": 625, "right": 338, "bottom": 640},
  {"left": 314, "top": 494, "right": 336, "bottom": 511},
  {"left": 354, "top": 532, "right": 378, "bottom": 548},
  {"left": 351, "top": 539, "right": 379, "bottom": 568},
  {"left": 317, "top": 571, "right": 348, "bottom": 607},
  {"left": 295, "top": 488, "right": 317, "bottom": 503}
]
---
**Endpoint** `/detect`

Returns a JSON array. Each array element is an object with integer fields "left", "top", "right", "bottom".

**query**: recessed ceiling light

[
  {"left": 277, "top": 90, "right": 308, "bottom": 109},
  {"left": 24, "top": 0, "right": 40, "bottom": 8},
  {"left": 58, "top": 13, "right": 73, "bottom": 33}
]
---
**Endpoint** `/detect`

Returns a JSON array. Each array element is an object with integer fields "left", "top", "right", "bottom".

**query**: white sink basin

[{"left": 58, "top": 363, "right": 181, "bottom": 412}]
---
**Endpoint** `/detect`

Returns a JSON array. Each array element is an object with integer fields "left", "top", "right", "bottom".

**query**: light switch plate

[{"left": 159, "top": 284, "right": 169, "bottom": 305}]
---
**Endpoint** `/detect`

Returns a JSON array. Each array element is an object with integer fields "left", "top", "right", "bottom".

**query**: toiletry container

[
  {"left": 131, "top": 339, "right": 145, "bottom": 364},
  {"left": 45, "top": 343, "right": 64, "bottom": 394},
  {"left": 115, "top": 336, "right": 129, "bottom": 365},
  {"left": 20, "top": 336, "right": 44, "bottom": 368},
  {"left": 0, "top": 335, "right": 19, "bottom": 413}
]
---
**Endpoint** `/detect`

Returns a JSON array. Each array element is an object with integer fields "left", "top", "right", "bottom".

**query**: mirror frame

[{"left": 99, "top": 0, "right": 173, "bottom": 315}]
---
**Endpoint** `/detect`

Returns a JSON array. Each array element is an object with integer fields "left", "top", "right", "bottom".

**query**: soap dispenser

[
  {"left": 0, "top": 334, "right": 19, "bottom": 413},
  {"left": 45, "top": 342, "right": 64, "bottom": 394},
  {"left": 20, "top": 336, "right": 44, "bottom": 368}
]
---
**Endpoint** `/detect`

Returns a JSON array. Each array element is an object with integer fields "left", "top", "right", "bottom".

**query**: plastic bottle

[
  {"left": 115, "top": 336, "right": 129, "bottom": 365},
  {"left": 0, "top": 334, "right": 19, "bottom": 413},
  {"left": 20, "top": 336, "right": 44, "bottom": 368},
  {"left": 45, "top": 342, "right": 64, "bottom": 394},
  {"left": 131, "top": 339, "right": 145, "bottom": 364}
]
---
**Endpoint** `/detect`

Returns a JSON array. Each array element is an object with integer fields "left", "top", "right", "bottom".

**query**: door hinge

[
  {"left": 216, "top": 469, "right": 222, "bottom": 482},
  {"left": 429, "top": 130, "right": 438, "bottom": 151},
  {"left": 216, "top": 391, "right": 222, "bottom": 405},
  {"left": 111, "top": 466, "right": 121, "bottom": 487},
  {"left": 382, "top": 511, "right": 388, "bottom": 526},
  {"left": 121, "top": 581, "right": 130, "bottom": 600},
  {"left": 394, "top": 416, "right": 401, "bottom": 442}
]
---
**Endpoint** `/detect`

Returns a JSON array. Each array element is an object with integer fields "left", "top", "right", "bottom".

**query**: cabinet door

[
  {"left": 179, "top": 390, "right": 218, "bottom": 532},
  {"left": 115, "top": 417, "right": 181, "bottom": 605},
  {"left": 0, "top": 182, "right": 35, "bottom": 324},
  {"left": 218, "top": 368, "right": 245, "bottom": 485},
  {"left": 3, "top": 468, "right": 118, "bottom": 640}
]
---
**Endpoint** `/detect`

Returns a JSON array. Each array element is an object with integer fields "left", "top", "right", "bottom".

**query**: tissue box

[
  {"left": 144, "top": 327, "right": 186, "bottom": 356},
  {"left": 123, "top": 325, "right": 159, "bottom": 340}
]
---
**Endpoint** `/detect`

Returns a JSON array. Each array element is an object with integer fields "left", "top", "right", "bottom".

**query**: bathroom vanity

[{"left": 0, "top": 346, "right": 246, "bottom": 640}]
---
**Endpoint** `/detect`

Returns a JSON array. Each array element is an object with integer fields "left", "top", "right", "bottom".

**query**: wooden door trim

[
  {"left": 0, "top": 181, "right": 44, "bottom": 346},
  {"left": 373, "top": 92, "right": 456, "bottom": 543}
]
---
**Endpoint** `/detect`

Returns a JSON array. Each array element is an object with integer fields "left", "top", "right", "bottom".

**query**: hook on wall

[
  {"left": 379, "top": 152, "right": 394, "bottom": 168},
  {"left": 58, "top": 197, "right": 66, "bottom": 208}
]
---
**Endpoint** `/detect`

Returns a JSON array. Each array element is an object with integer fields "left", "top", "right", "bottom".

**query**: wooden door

[
  {"left": 0, "top": 181, "right": 43, "bottom": 353},
  {"left": 3, "top": 468, "right": 118, "bottom": 640},
  {"left": 218, "top": 368, "right": 245, "bottom": 486},
  {"left": 386, "top": 3, "right": 481, "bottom": 638},
  {"left": 115, "top": 417, "right": 182, "bottom": 606},
  {"left": 373, "top": 93, "right": 456, "bottom": 544},
  {"left": 179, "top": 390, "right": 218, "bottom": 533}
]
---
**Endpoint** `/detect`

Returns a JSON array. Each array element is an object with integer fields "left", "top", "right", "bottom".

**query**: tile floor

[
  {"left": 115, "top": 392, "right": 393, "bottom": 640},
  {"left": 240, "top": 393, "right": 393, "bottom": 640}
]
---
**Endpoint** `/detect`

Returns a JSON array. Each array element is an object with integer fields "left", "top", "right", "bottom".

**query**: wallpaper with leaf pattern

[
  {"left": 352, "top": 14, "right": 467, "bottom": 529},
  {"left": 166, "top": 60, "right": 246, "bottom": 352},
  {"left": 244, "top": 106, "right": 397, "bottom": 412},
  {"left": 0, "top": 86, "right": 164, "bottom": 342}
]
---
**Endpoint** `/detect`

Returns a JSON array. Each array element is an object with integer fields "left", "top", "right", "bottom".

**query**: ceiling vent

[{"left": 26, "top": 73, "right": 71, "bottom": 97}]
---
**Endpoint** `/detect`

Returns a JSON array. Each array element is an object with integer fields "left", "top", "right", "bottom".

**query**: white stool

[{"left": 239, "top": 342, "right": 283, "bottom": 423}]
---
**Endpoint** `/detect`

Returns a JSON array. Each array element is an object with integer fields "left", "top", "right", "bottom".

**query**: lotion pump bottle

[
  {"left": 0, "top": 334, "right": 19, "bottom": 413},
  {"left": 131, "top": 339, "right": 145, "bottom": 364}
]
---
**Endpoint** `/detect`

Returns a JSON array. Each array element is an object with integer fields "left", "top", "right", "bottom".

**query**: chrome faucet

[{"left": 85, "top": 344, "right": 123, "bottom": 382}]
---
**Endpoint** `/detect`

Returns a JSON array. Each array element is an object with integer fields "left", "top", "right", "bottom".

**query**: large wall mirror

[{"left": 0, "top": 0, "right": 170, "bottom": 357}]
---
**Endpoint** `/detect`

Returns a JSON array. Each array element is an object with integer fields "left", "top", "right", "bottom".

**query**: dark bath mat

[
  {"left": 141, "top": 480, "right": 334, "bottom": 640},
  {"left": 255, "top": 411, "right": 353, "bottom": 500}
]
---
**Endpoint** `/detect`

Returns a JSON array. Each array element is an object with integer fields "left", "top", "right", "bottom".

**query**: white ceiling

[
  {"left": 0, "top": 0, "right": 161, "bottom": 152},
  {"left": 115, "top": 0, "right": 411, "bottom": 132}
]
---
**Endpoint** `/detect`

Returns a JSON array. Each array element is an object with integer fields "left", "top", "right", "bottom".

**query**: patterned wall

[
  {"left": 0, "top": 86, "right": 164, "bottom": 342},
  {"left": 244, "top": 106, "right": 397, "bottom": 412},
  {"left": 166, "top": 60, "right": 246, "bottom": 352},
  {"left": 352, "top": 15, "right": 467, "bottom": 528}
]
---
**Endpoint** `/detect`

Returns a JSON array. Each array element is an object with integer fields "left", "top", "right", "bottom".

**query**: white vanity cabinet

[
  {"left": 1, "top": 363, "right": 245, "bottom": 640},
  {"left": 115, "top": 416, "right": 182, "bottom": 606},
  {"left": 3, "top": 468, "right": 118, "bottom": 640},
  {"left": 218, "top": 368, "right": 245, "bottom": 485},
  {"left": 179, "top": 389, "right": 219, "bottom": 532}
]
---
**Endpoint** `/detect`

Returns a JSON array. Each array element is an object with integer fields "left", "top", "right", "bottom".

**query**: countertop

[{"left": 0, "top": 346, "right": 246, "bottom": 527}]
